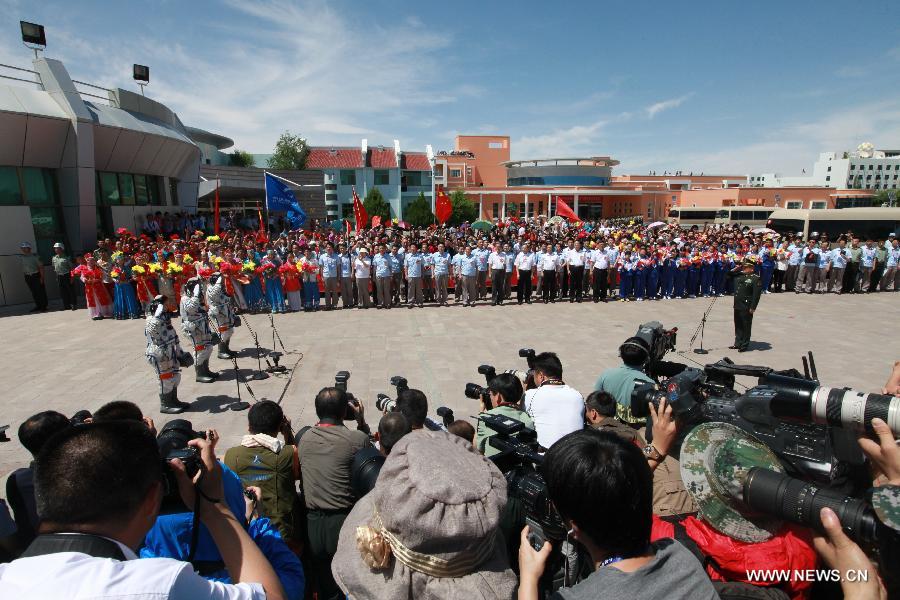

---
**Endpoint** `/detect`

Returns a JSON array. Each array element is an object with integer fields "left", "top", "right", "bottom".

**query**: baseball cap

[
  {"left": 20, "top": 241, "right": 32, "bottom": 249},
  {"left": 53, "top": 242, "right": 64, "bottom": 249},
  {"left": 680, "top": 422, "right": 785, "bottom": 543}
]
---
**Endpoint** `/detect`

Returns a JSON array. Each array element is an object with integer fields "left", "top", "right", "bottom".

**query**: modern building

[
  {"left": 749, "top": 145, "right": 900, "bottom": 191},
  {"left": 433, "top": 135, "right": 510, "bottom": 188},
  {"left": 305, "top": 139, "right": 433, "bottom": 220}
]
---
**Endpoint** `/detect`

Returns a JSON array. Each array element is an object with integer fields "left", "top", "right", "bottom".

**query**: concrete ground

[{"left": 0, "top": 291, "right": 897, "bottom": 479}]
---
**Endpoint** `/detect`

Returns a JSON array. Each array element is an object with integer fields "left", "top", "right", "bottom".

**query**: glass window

[
  {"left": 169, "top": 178, "right": 179, "bottom": 206},
  {"left": 450, "top": 169, "right": 462, "bottom": 178},
  {"left": 147, "top": 176, "right": 161, "bottom": 205},
  {"left": 114, "top": 173, "right": 134, "bottom": 205},
  {"left": 98, "top": 172, "right": 120, "bottom": 205},
  {"left": 340, "top": 170, "right": 356, "bottom": 186},
  {"left": 30, "top": 205, "right": 66, "bottom": 260},
  {"left": 374, "top": 170, "right": 390, "bottom": 185},
  {"left": 0, "top": 166, "right": 22, "bottom": 205},
  {"left": 134, "top": 175, "right": 149, "bottom": 206},
  {"left": 22, "top": 168, "right": 57, "bottom": 205}
]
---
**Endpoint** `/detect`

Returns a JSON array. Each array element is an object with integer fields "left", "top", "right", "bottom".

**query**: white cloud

[
  {"left": 513, "top": 120, "right": 608, "bottom": 158},
  {"left": 645, "top": 93, "right": 693, "bottom": 119},
  {"left": 835, "top": 65, "right": 867, "bottom": 78}
]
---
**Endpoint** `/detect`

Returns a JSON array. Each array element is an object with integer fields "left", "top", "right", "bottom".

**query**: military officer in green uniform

[{"left": 728, "top": 257, "right": 762, "bottom": 352}]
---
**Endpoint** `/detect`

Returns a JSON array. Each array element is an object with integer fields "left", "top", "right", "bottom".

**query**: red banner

[
  {"left": 554, "top": 196, "right": 579, "bottom": 221},
  {"left": 352, "top": 187, "right": 368, "bottom": 232}
]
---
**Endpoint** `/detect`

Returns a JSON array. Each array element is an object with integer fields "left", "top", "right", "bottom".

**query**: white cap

[
  {"left": 53, "top": 242, "right": 64, "bottom": 249},
  {"left": 20, "top": 241, "right": 32, "bottom": 249}
]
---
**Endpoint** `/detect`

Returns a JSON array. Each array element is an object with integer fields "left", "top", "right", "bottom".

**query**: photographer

[
  {"left": 518, "top": 429, "right": 718, "bottom": 600},
  {"left": 523, "top": 352, "right": 584, "bottom": 450},
  {"left": 584, "top": 390, "right": 642, "bottom": 446},
  {"left": 0, "top": 420, "right": 286, "bottom": 600},
  {"left": 376, "top": 412, "right": 411, "bottom": 457},
  {"left": 476, "top": 372, "right": 535, "bottom": 457},
  {"left": 594, "top": 338, "right": 655, "bottom": 427},
  {"left": 297, "top": 387, "right": 372, "bottom": 600},
  {"left": 224, "top": 400, "right": 304, "bottom": 553},
  {"left": 394, "top": 388, "right": 429, "bottom": 430}
]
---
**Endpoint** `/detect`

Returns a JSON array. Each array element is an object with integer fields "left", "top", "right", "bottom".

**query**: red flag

[
  {"left": 213, "top": 178, "right": 220, "bottom": 235},
  {"left": 554, "top": 196, "right": 579, "bottom": 221},
  {"left": 352, "top": 187, "right": 368, "bottom": 232},
  {"left": 256, "top": 205, "right": 268, "bottom": 243},
  {"left": 345, "top": 219, "right": 351, "bottom": 237},
  {"left": 435, "top": 186, "right": 452, "bottom": 225},
  {"left": 371, "top": 215, "right": 382, "bottom": 228}
]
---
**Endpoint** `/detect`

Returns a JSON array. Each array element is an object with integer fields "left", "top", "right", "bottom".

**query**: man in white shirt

[
  {"left": 523, "top": 352, "right": 584, "bottom": 450},
  {"left": 565, "top": 240, "right": 586, "bottom": 303},
  {"left": 0, "top": 420, "right": 285, "bottom": 600},
  {"left": 488, "top": 244, "right": 507, "bottom": 305},
  {"left": 514, "top": 242, "right": 536, "bottom": 304},
  {"left": 590, "top": 244, "right": 611, "bottom": 302}
]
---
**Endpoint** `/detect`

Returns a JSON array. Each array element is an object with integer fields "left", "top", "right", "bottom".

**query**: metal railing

[
  {"left": 72, "top": 79, "right": 112, "bottom": 104},
  {"left": 0, "top": 62, "right": 42, "bottom": 87}
]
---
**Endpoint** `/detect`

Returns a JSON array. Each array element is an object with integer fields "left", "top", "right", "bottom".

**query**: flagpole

[{"left": 263, "top": 171, "right": 270, "bottom": 239}]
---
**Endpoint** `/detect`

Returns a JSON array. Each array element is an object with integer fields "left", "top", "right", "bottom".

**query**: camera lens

[
  {"left": 375, "top": 393, "right": 395, "bottom": 413},
  {"left": 743, "top": 467, "right": 880, "bottom": 544},
  {"left": 465, "top": 383, "right": 485, "bottom": 400},
  {"left": 630, "top": 381, "right": 658, "bottom": 419}
]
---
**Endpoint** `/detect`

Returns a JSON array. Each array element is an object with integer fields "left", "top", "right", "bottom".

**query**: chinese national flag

[
  {"left": 371, "top": 215, "right": 382, "bottom": 228},
  {"left": 352, "top": 187, "right": 368, "bottom": 232},
  {"left": 256, "top": 205, "right": 268, "bottom": 243},
  {"left": 435, "top": 186, "right": 452, "bottom": 225},
  {"left": 554, "top": 196, "right": 579, "bottom": 221}
]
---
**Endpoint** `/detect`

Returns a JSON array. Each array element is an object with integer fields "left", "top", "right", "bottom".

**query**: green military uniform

[{"left": 728, "top": 265, "right": 762, "bottom": 351}]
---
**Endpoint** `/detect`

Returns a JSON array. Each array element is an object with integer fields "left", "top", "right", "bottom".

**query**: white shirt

[
  {"left": 539, "top": 253, "right": 558, "bottom": 271},
  {"left": 514, "top": 251, "right": 535, "bottom": 271},
  {"left": 488, "top": 251, "right": 506, "bottom": 270},
  {"left": 0, "top": 540, "right": 265, "bottom": 600},
  {"left": 566, "top": 249, "right": 584, "bottom": 267},
  {"left": 591, "top": 249, "right": 610, "bottom": 269},
  {"left": 524, "top": 384, "right": 585, "bottom": 449},
  {"left": 354, "top": 256, "right": 372, "bottom": 278}
]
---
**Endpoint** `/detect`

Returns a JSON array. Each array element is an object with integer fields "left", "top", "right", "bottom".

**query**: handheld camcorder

[{"left": 479, "top": 413, "right": 567, "bottom": 551}]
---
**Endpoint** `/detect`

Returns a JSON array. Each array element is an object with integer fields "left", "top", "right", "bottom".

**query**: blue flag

[{"left": 265, "top": 172, "right": 307, "bottom": 229}]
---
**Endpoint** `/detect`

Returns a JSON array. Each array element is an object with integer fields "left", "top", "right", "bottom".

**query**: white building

[{"left": 749, "top": 146, "right": 900, "bottom": 191}]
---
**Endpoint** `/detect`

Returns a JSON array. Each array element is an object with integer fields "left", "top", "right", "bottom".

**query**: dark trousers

[
  {"left": 517, "top": 271, "right": 533, "bottom": 303},
  {"left": 592, "top": 268, "right": 608, "bottom": 300},
  {"left": 734, "top": 308, "right": 753, "bottom": 350},
  {"left": 559, "top": 269, "right": 569, "bottom": 298},
  {"left": 772, "top": 269, "right": 785, "bottom": 292},
  {"left": 843, "top": 263, "right": 858, "bottom": 293},
  {"left": 568, "top": 266, "right": 584, "bottom": 301},
  {"left": 57, "top": 273, "right": 75, "bottom": 309},
  {"left": 24, "top": 273, "right": 47, "bottom": 310},
  {"left": 542, "top": 270, "right": 557, "bottom": 302},
  {"left": 306, "top": 509, "right": 349, "bottom": 600},
  {"left": 491, "top": 269, "right": 506, "bottom": 303}
]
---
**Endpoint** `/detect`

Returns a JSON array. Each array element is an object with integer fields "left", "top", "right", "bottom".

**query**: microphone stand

[
  {"left": 229, "top": 357, "right": 251, "bottom": 411},
  {"left": 266, "top": 313, "right": 287, "bottom": 373},
  {"left": 242, "top": 314, "right": 269, "bottom": 380},
  {"left": 690, "top": 295, "right": 718, "bottom": 355}
]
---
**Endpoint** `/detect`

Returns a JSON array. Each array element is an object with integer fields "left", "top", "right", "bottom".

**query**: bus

[
  {"left": 766, "top": 208, "right": 900, "bottom": 240},
  {"left": 667, "top": 207, "right": 718, "bottom": 226},
  {"left": 714, "top": 206, "right": 775, "bottom": 227}
]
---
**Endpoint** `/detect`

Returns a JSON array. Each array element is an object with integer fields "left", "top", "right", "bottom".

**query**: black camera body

[
  {"left": 633, "top": 321, "right": 677, "bottom": 364},
  {"left": 157, "top": 419, "right": 206, "bottom": 512},
  {"left": 480, "top": 414, "right": 567, "bottom": 549},
  {"left": 375, "top": 375, "right": 409, "bottom": 413}
]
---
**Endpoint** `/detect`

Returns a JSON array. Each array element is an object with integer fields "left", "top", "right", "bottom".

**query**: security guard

[
  {"left": 19, "top": 242, "right": 47, "bottom": 312},
  {"left": 728, "top": 257, "right": 762, "bottom": 352},
  {"left": 51, "top": 242, "right": 77, "bottom": 310}
]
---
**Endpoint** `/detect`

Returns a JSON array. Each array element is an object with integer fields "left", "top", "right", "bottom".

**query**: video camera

[
  {"left": 633, "top": 321, "right": 677, "bottom": 365},
  {"left": 479, "top": 413, "right": 567, "bottom": 551},
  {"left": 630, "top": 352, "right": 899, "bottom": 486}
]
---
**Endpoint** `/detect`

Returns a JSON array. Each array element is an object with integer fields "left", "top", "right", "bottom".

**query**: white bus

[
  {"left": 766, "top": 208, "right": 900, "bottom": 240},
  {"left": 714, "top": 206, "right": 776, "bottom": 227},
  {"left": 667, "top": 207, "right": 718, "bottom": 226}
]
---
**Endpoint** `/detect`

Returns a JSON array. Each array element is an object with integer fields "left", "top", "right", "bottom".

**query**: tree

[
  {"left": 363, "top": 187, "right": 391, "bottom": 223},
  {"left": 404, "top": 192, "right": 434, "bottom": 227},
  {"left": 267, "top": 131, "right": 310, "bottom": 170},
  {"left": 449, "top": 189, "right": 478, "bottom": 225},
  {"left": 228, "top": 149, "right": 255, "bottom": 167}
]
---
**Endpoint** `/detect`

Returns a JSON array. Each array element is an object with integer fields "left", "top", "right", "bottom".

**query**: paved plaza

[{"left": 0, "top": 292, "right": 897, "bottom": 477}]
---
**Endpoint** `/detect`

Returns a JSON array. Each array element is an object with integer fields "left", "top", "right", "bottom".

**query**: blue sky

[{"left": 2, "top": 0, "right": 899, "bottom": 175}]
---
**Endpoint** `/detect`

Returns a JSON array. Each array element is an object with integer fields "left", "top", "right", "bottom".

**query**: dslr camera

[
  {"left": 375, "top": 375, "right": 408, "bottom": 413},
  {"left": 464, "top": 350, "right": 536, "bottom": 408},
  {"left": 157, "top": 419, "right": 206, "bottom": 511},
  {"left": 334, "top": 370, "right": 361, "bottom": 420}
]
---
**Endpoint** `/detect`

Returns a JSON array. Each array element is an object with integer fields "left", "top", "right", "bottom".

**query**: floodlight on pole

[
  {"left": 20, "top": 21, "right": 46, "bottom": 59},
  {"left": 133, "top": 64, "right": 149, "bottom": 96}
]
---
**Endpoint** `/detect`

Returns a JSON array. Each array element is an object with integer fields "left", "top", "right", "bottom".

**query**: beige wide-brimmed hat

[{"left": 332, "top": 430, "right": 516, "bottom": 599}]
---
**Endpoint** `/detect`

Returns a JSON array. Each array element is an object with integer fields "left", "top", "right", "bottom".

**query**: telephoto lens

[
  {"left": 629, "top": 381, "right": 659, "bottom": 419},
  {"left": 375, "top": 393, "right": 396, "bottom": 413},
  {"left": 743, "top": 467, "right": 880, "bottom": 545},
  {"left": 465, "top": 382, "right": 486, "bottom": 400},
  {"left": 762, "top": 373, "right": 900, "bottom": 435}
]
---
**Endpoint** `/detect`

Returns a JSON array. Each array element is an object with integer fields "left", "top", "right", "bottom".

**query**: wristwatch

[{"left": 642, "top": 444, "right": 664, "bottom": 462}]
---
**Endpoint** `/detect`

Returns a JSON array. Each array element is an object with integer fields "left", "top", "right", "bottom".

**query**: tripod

[
  {"left": 229, "top": 356, "right": 253, "bottom": 411},
  {"left": 688, "top": 295, "right": 718, "bottom": 355},
  {"left": 242, "top": 315, "right": 269, "bottom": 380}
]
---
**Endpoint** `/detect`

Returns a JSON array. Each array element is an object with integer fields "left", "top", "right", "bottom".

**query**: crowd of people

[
  {"left": 1, "top": 351, "right": 898, "bottom": 599},
  {"left": 17, "top": 211, "right": 900, "bottom": 318}
]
